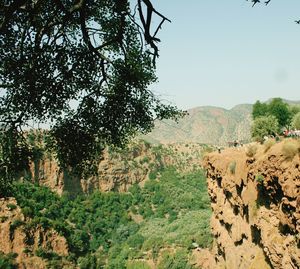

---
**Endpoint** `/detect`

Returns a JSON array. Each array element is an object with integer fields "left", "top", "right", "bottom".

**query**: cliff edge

[{"left": 203, "top": 140, "right": 300, "bottom": 269}]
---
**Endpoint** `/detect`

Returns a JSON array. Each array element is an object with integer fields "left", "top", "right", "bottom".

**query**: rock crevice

[{"left": 203, "top": 141, "right": 300, "bottom": 269}]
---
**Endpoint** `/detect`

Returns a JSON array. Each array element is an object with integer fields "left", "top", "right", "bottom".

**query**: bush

[
  {"left": 0, "top": 252, "right": 17, "bottom": 269},
  {"left": 6, "top": 203, "right": 17, "bottom": 210},
  {"left": 127, "top": 234, "right": 145, "bottom": 249},
  {"left": 263, "top": 139, "right": 275, "bottom": 153},
  {"left": 127, "top": 261, "right": 151, "bottom": 269},
  {"left": 228, "top": 161, "right": 236, "bottom": 174},
  {"left": 10, "top": 219, "right": 24, "bottom": 235},
  {"left": 255, "top": 174, "right": 264, "bottom": 184},
  {"left": 291, "top": 112, "right": 300, "bottom": 129},
  {"left": 282, "top": 140, "right": 300, "bottom": 160},
  {"left": 251, "top": 115, "right": 279, "bottom": 141},
  {"left": 157, "top": 250, "right": 192, "bottom": 269},
  {"left": 148, "top": 170, "right": 157, "bottom": 180},
  {"left": 245, "top": 144, "right": 258, "bottom": 157},
  {"left": 35, "top": 248, "right": 59, "bottom": 260},
  {"left": 21, "top": 207, "right": 34, "bottom": 218}
]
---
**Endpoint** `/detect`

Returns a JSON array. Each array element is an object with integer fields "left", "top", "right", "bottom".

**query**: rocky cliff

[
  {"left": 203, "top": 140, "right": 300, "bottom": 269},
  {"left": 27, "top": 141, "right": 207, "bottom": 195},
  {"left": 0, "top": 198, "right": 71, "bottom": 269}
]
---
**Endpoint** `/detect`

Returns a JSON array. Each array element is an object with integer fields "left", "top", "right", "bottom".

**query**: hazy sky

[{"left": 147, "top": 0, "right": 300, "bottom": 110}]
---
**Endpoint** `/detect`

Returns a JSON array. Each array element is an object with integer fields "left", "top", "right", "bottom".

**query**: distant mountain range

[
  {"left": 142, "top": 99, "right": 300, "bottom": 146},
  {"left": 142, "top": 104, "right": 253, "bottom": 146}
]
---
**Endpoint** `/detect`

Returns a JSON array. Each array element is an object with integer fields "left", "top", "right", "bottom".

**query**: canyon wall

[
  {"left": 203, "top": 140, "right": 300, "bottom": 269},
  {"left": 0, "top": 198, "right": 71, "bottom": 269},
  {"left": 26, "top": 141, "right": 205, "bottom": 195}
]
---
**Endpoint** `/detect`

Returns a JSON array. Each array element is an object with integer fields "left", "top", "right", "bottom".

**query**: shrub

[
  {"left": 6, "top": 203, "right": 17, "bottom": 210},
  {"left": 10, "top": 219, "right": 24, "bottom": 235},
  {"left": 21, "top": 207, "right": 34, "bottom": 218},
  {"left": 255, "top": 174, "right": 264, "bottom": 184},
  {"left": 291, "top": 112, "right": 300, "bottom": 129},
  {"left": 35, "top": 248, "right": 59, "bottom": 260},
  {"left": 282, "top": 140, "right": 300, "bottom": 160},
  {"left": 263, "top": 139, "right": 275, "bottom": 153},
  {"left": 157, "top": 250, "right": 192, "bottom": 269},
  {"left": 228, "top": 161, "right": 236, "bottom": 174},
  {"left": 245, "top": 144, "right": 258, "bottom": 157},
  {"left": 127, "top": 261, "right": 151, "bottom": 269},
  {"left": 0, "top": 252, "right": 17, "bottom": 269},
  {"left": 127, "top": 234, "right": 145, "bottom": 249},
  {"left": 148, "top": 170, "right": 157, "bottom": 180},
  {"left": 251, "top": 115, "right": 279, "bottom": 141}
]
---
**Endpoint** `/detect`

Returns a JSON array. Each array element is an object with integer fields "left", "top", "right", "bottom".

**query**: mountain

[{"left": 143, "top": 104, "right": 253, "bottom": 146}]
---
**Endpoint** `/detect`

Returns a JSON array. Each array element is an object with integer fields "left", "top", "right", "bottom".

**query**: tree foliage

[
  {"left": 252, "top": 98, "right": 292, "bottom": 129},
  {"left": 0, "top": 0, "right": 185, "bottom": 188},
  {"left": 291, "top": 112, "right": 300, "bottom": 130},
  {"left": 10, "top": 165, "right": 211, "bottom": 267},
  {"left": 251, "top": 115, "right": 279, "bottom": 141},
  {"left": 268, "top": 98, "right": 291, "bottom": 128},
  {"left": 252, "top": 101, "right": 268, "bottom": 119}
]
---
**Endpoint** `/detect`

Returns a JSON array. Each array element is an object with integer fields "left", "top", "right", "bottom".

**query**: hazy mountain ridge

[{"left": 143, "top": 104, "right": 253, "bottom": 146}]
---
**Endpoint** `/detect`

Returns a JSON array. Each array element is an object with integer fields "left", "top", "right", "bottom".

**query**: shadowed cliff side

[
  {"left": 203, "top": 140, "right": 300, "bottom": 269},
  {"left": 25, "top": 140, "right": 209, "bottom": 195}
]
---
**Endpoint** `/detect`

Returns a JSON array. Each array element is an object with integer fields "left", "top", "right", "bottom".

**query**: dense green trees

[
  {"left": 251, "top": 98, "right": 300, "bottom": 140},
  {"left": 267, "top": 98, "right": 291, "bottom": 128},
  {"left": 0, "top": 0, "right": 185, "bottom": 194},
  {"left": 10, "top": 166, "right": 211, "bottom": 268},
  {"left": 252, "top": 101, "right": 268, "bottom": 119},
  {"left": 252, "top": 98, "right": 292, "bottom": 129},
  {"left": 292, "top": 112, "right": 300, "bottom": 130},
  {"left": 251, "top": 115, "right": 279, "bottom": 141}
]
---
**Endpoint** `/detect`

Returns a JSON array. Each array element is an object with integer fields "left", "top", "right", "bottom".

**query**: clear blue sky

[{"left": 147, "top": 0, "right": 300, "bottom": 109}]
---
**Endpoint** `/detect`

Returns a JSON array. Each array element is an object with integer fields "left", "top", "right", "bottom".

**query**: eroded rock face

[
  {"left": 0, "top": 198, "right": 70, "bottom": 269},
  {"left": 27, "top": 141, "right": 206, "bottom": 195},
  {"left": 203, "top": 141, "right": 300, "bottom": 269}
]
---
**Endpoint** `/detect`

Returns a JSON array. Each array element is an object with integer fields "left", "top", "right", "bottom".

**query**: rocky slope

[
  {"left": 26, "top": 140, "right": 208, "bottom": 195},
  {"left": 0, "top": 198, "right": 71, "bottom": 269},
  {"left": 203, "top": 140, "right": 300, "bottom": 269},
  {"left": 142, "top": 104, "right": 253, "bottom": 146}
]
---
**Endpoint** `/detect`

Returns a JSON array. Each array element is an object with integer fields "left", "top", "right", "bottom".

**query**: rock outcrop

[
  {"left": 27, "top": 141, "right": 205, "bottom": 195},
  {"left": 203, "top": 140, "right": 300, "bottom": 269},
  {"left": 0, "top": 198, "right": 71, "bottom": 269}
]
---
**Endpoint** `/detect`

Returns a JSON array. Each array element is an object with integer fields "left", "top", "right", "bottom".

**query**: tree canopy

[
  {"left": 0, "top": 0, "right": 185, "bottom": 192},
  {"left": 252, "top": 101, "right": 268, "bottom": 119},
  {"left": 292, "top": 112, "right": 300, "bottom": 130},
  {"left": 251, "top": 115, "right": 279, "bottom": 141},
  {"left": 252, "top": 98, "right": 292, "bottom": 129}
]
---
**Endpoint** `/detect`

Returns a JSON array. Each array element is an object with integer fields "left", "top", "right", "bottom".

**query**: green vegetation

[
  {"left": 281, "top": 140, "right": 300, "bottom": 160},
  {"left": 10, "top": 166, "right": 211, "bottom": 268},
  {"left": 292, "top": 112, "right": 300, "bottom": 130},
  {"left": 252, "top": 98, "right": 300, "bottom": 142},
  {"left": 251, "top": 115, "right": 279, "bottom": 142},
  {"left": 0, "top": 252, "right": 17, "bottom": 269},
  {"left": 157, "top": 249, "right": 193, "bottom": 269},
  {"left": 255, "top": 174, "right": 265, "bottom": 184},
  {"left": 229, "top": 161, "right": 237, "bottom": 175},
  {"left": 252, "top": 98, "right": 292, "bottom": 128},
  {"left": 245, "top": 144, "right": 258, "bottom": 157},
  {"left": 0, "top": 0, "right": 185, "bottom": 196},
  {"left": 263, "top": 139, "right": 276, "bottom": 153}
]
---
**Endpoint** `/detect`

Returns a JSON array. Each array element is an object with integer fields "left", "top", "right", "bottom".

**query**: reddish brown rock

[
  {"left": 0, "top": 198, "right": 71, "bottom": 269},
  {"left": 203, "top": 140, "right": 300, "bottom": 269}
]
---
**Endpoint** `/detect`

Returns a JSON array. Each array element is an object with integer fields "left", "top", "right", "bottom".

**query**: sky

[{"left": 147, "top": 0, "right": 300, "bottom": 110}]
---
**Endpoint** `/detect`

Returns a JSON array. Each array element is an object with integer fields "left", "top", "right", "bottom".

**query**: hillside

[
  {"left": 202, "top": 139, "right": 300, "bottom": 269},
  {"left": 0, "top": 140, "right": 213, "bottom": 268},
  {"left": 142, "top": 104, "right": 253, "bottom": 146},
  {"left": 24, "top": 134, "right": 212, "bottom": 195}
]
